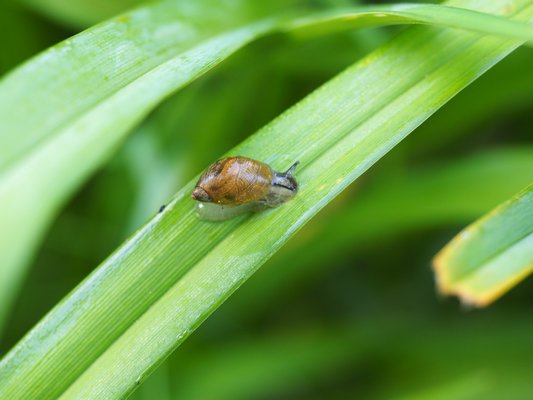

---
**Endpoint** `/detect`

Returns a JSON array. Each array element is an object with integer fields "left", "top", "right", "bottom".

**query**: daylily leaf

[
  {"left": 1, "top": 0, "right": 532, "bottom": 398},
  {"left": 433, "top": 184, "right": 533, "bottom": 306}
]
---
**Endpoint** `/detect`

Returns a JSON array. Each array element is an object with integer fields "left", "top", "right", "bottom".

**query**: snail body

[{"left": 192, "top": 156, "right": 299, "bottom": 221}]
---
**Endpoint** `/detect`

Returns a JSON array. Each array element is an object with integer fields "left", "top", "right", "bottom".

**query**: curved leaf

[
  {"left": 1, "top": 0, "right": 532, "bottom": 398},
  {"left": 230, "top": 147, "right": 533, "bottom": 316},
  {"left": 433, "top": 184, "right": 533, "bottom": 306},
  {"left": 1, "top": 0, "right": 533, "bottom": 329}
]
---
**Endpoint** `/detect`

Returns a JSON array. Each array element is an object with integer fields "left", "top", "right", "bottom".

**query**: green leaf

[
  {"left": 230, "top": 147, "right": 533, "bottom": 316},
  {"left": 2, "top": 1, "right": 531, "bottom": 333},
  {"left": 286, "top": 3, "right": 533, "bottom": 44},
  {"left": 0, "top": 0, "right": 273, "bottom": 328},
  {"left": 1, "top": 0, "right": 532, "bottom": 398},
  {"left": 2, "top": 1, "right": 533, "bottom": 330},
  {"left": 433, "top": 184, "right": 533, "bottom": 306}
]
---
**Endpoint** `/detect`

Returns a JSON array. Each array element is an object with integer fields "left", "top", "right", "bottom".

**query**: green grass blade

[
  {"left": 231, "top": 147, "right": 533, "bottom": 316},
  {"left": 2, "top": 1, "right": 533, "bottom": 330},
  {"left": 433, "top": 184, "right": 533, "bottom": 306},
  {"left": 0, "top": 0, "right": 275, "bottom": 328},
  {"left": 286, "top": 3, "right": 533, "bottom": 45},
  {"left": 1, "top": 0, "right": 532, "bottom": 398},
  {"left": 6, "top": 2, "right": 531, "bottom": 174}
]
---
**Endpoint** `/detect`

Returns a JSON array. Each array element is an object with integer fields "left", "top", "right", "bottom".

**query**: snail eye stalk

[{"left": 285, "top": 161, "right": 300, "bottom": 176}]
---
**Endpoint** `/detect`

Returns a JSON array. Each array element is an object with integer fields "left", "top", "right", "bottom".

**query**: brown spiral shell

[{"left": 192, "top": 157, "right": 273, "bottom": 205}]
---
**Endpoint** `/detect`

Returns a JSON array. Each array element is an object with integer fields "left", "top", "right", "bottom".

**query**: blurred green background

[{"left": 1, "top": 0, "right": 532, "bottom": 399}]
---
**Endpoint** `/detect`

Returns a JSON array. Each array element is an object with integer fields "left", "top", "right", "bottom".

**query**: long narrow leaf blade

[
  {"left": 287, "top": 3, "right": 533, "bottom": 44},
  {"left": 231, "top": 147, "right": 533, "bottom": 315},
  {"left": 433, "top": 184, "right": 533, "bottom": 306},
  {"left": 1, "top": 0, "right": 532, "bottom": 399},
  {"left": 0, "top": 0, "right": 277, "bottom": 328},
  {"left": 1, "top": 1, "right": 533, "bottom": 329}
]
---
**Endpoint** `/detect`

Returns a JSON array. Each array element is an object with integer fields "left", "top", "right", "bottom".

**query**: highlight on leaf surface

[
  {"left": 3, "top": 0, "right": 533, "bottom": 332},
  {"left": 1, "top": 3, "right": 532, "bottom": 320},
  {"left": 433, "top": 184, "right": 533, "bottom": 307},
  {"left": 1, "top": 0, "right": 533, "bottom": 398}
]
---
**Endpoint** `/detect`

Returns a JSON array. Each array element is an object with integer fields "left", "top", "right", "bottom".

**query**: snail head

[
  {"left": 272, "top": 161, "right": 299, "bottom": 192},
  {"left": 191, "top": 187, "right": 212, "bottom": 202}
]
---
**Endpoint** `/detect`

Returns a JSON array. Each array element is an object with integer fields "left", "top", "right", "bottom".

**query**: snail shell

[{"left": 192, "top": 156, "right": 299, "bottom": 221}]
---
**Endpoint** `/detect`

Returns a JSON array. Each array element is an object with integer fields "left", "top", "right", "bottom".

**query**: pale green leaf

[
  {"left": 1, "top": 0, "right": 532, "bottom": 398},
  {"left": 2, "top": 0, "right": 533, "bottom": 329},
  {"left": 433, "top": 184, "right": 533, "bottom": 306}
]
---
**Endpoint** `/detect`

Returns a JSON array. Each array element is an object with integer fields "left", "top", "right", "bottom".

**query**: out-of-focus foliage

[
  {"left": 19, "top": 0, "right": 148, "bottom": 28},
  {"left": 0, "top": 0, "right": 532, "bottom": 399}
]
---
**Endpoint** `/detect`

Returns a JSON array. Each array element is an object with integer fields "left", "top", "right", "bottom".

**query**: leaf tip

[{"left": 431, "top": 245, "right": 489, "bottom": 309}]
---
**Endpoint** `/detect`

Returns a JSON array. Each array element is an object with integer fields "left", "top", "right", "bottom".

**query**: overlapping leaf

[
  {"left": 434, "top": 184, "right": 533, "bottom": 306},
  {"left": 230, "top": 147, "right": 533, "bottom": 315},
  {"left": 1, "top": 0, "right": 532, "bottom": 398},
  {"left": 1, "top": 0, "right": 533, "bottom": 329}
]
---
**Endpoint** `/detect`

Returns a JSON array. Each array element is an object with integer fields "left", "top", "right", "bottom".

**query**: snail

[{"left": 191, "top": 156, "right": 299, "bottom": 221}]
